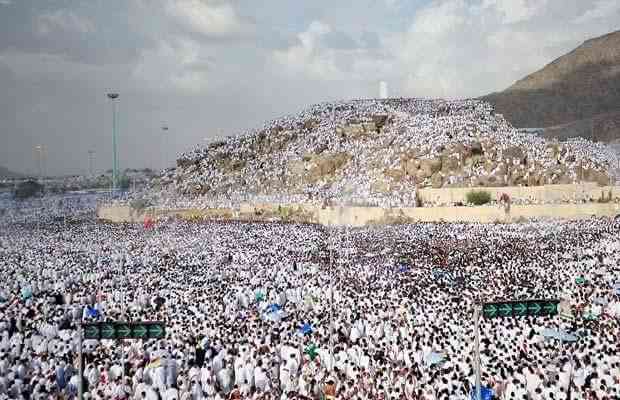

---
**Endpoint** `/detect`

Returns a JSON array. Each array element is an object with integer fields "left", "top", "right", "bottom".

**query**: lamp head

[{"left": 107, "top": 93, "right": 119, "bottom": 99}]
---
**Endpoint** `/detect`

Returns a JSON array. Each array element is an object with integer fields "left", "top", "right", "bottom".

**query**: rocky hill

[
  {"left": 483, "top": 30, "right": 620, "bottom": 142},
  {"left": 160, "top": 98, "right": 617, "bottom": 205}
]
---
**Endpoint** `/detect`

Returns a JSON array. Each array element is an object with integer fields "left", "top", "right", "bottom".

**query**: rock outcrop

[{"left": 164, "top": 98, "right": 617, "bottom": 202}]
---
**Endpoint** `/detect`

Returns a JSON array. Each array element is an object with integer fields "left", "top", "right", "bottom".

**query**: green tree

[
  {"left": 13, "top": 180, "right": 44, "bottom": 199},
  {"left": 119, "top": 176, "right": 131, "bottom": 190}
]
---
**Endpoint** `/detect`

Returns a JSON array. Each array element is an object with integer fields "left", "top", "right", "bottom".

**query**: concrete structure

[
  {"left": 97, "top": 184, "right": 620, "bottom": 225},
  {"left": 315, "top": 203, "right": 620, "bottom": 226},
  {"left": 379, "top": 81, "right": 388, "bottom": 99},
  {"left": 98, "top": 200, "right": 620, "bottom": 227}
]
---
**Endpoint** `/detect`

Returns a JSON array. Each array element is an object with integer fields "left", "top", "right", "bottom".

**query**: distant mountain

[
  {"left": 0, "top": 166, "right": 23, "bottom": 179},
  {"left": 483, "top": 30, "right": 620, "bottom": 142}
]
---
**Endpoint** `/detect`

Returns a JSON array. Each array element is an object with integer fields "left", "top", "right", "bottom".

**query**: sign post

[
  {"left": 82, "top": 321, "right": 166, "bottom": 340},
  {"left": 473, "top": 305, "right": 481, "bottom": 400},
  {"left": 79, "top": 321, "right": 165, "bottom": 400},
  {"left": 78, "top": 324, "right": 83, "bottom": 400},
  {"left": 474, "top": 299, "right": 560, "bottom": 400}
]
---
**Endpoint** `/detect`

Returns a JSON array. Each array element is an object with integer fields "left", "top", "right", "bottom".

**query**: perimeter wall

[
  {"left": 416, "top": 183, "right": 620, "bottom": 205},
  {"left": 97, "top": 183, "right": 620, "bottom": 225}
]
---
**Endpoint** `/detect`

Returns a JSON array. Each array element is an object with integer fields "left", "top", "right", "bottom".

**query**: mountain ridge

[{"left": 483, "top": 30, "right": 620, "bottom": 142}]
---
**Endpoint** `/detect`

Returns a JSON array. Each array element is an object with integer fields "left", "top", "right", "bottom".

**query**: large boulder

[
  {"left": 472, "top": 176, "right": 489, "bottom": 187},
  {"left": 485, "top": 175, "right": 505, "bottom": 187},
  {"left": 585, "top": 169, "right": 610, "bottom": 186},
  {"left": 419, "top": 158, "right": 442, "bottom": 177},
  {"left": 384, "top": 168, "right": 405, "bottom": 180},
  {"left": 303, "top": 118, "right": 319, "bottom": 130},
  {"left": 371, "top": 180, "right": 390, "bottom": 194},
  {"left": 415, "top": 169, "right": 428, "bottom": 183},
  {"left": 508, "top": 168, "right": 528, "bottom": 186},
  {"left": 440, "top": 153, "right": 460, "bottom": 172},
  {"left": 471, "top": 141, "right": 483, "bottom": 155},
  {"left": 342, "top": 124, "right": 365, "bottom": 138},
  {"left": 465, "top": 155, "right": 483, "bottom": 168},
  {"left": 503, "top": 146, "right": 526, "bottom": 164},
  {"left": 546, "top": 144, "right": 560, "bottom": 160},
  {"left": 483, "top": 160, "right": 498, "bottom": 174},
  {"left": 307, "top": 152, "right": 351, "bottom": 182},
  {"left": 371, "top": 114, "right": 389, "bottom": 129},
  {"left": 362, "top": 122, "right": 378, "bottom": 133},
  {"left": 287, "top": 160, "right": 306, "bottom": 176},
  {"left": 404, "top": 159, "right": 420, "bottom": 176}
]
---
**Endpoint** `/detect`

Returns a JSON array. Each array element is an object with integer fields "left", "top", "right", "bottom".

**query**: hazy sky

[{"left": 0, "top": 0, "right": 618, "bottom": 176}]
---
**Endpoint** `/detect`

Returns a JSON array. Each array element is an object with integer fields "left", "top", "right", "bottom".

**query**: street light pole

[
  {"left": 107, "top": 93, "right": 120, "bottom": 191},
  {"left": 78, "top": 323, "right": 84, "bottom": 400},
  {"left": 473, "top": 305, "right": 482, "bottom": 400},
  {"left": 328, "top": 220, "right": 334, "bottom": 371},
  {"left": 88, "top": 150, "right": 95, "bottom": 177},
  {"left": 35, "top": 145, "right": 43, "bottom": 181},
  {"left": 162, "top": 126, "right": 169, "bottom": 169}
]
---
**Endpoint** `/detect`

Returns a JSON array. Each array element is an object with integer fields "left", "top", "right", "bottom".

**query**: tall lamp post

[
  {"left": 35, "top": 145, "right": 43, "bottom": 181},
  {"left": 107, "top": 93, "right": 120, "bottom": 190},
  {"left": 162, "top": 126, "right": 169, "bottom": 169},
  {"left": 88, "top": 150, "right": 95, "bottom": 177}
]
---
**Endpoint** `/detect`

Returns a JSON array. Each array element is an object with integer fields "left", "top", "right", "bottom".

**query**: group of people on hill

[
  {"left": 152, "top": 98, "right": 618, "bottom": 210},
  {"left": 0, "top": 194, "right": 619, "bottom": 399}
]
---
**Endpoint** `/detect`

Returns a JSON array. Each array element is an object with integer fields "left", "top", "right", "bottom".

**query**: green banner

[
  {"left": 482, "top": 299, "right": 559, "bottom": 319},
  {"left": 82, "top": 322, "right": 166, "bottom": 340}
]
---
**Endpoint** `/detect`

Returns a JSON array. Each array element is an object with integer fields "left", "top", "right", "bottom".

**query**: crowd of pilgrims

[
  {"left": 156, "top": 99, "right": 619, "bottom": 209},
  {"left": 0, "top": 194, "right": 619, "bottom": 400}
]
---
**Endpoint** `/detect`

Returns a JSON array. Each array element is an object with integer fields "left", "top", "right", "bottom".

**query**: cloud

[
  {"left": 322, "top": 30, "right": 359, "bottom": 50},
  {"left": 132, "top": 38, "right": 212, "bottom": 92},
  {"left": 409, "top": 0, "right": 466, "bottom": 35},
  {"left": 388, "top": 0, "right": 620, "bottom": 98},
  {"left": 3, "top": 0, "right": 620, "bottom": 176},
  {"left": 0, "top": 0, "right": 12, "bottom": 5},
  {"left": 36, "top": 10, "right": 95, "bottom": 35},
  {"left": 273, "top": 21, "right": 339, "bottom": 80},
  {"left": 572, "top": 0, "right": 620, "bottom": 24},
  {"left": 272, "top": 21, "right": 392, "bottom": 82},
  {"left": 360, "top": 31, "right": 381, "bottom": 49},
  {"left": 165, "top": 0, "right": 246, "bottom": 37},
  {"left": 481, "top": 0, "right": 548, "bottom": 24}
]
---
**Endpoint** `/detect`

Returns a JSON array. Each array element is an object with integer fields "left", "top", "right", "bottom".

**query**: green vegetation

[
  {"left": 13, "top": 180, "right": 44, "bottom": 199},
  {"left": 119, "top": 176, "right": 131, "bottom": 190},
  {"left": 130, "top": 198, "right": 152, "bottom": 212},
  {"left": 466, "top": 190, "right": 492, "bottom": 205}
]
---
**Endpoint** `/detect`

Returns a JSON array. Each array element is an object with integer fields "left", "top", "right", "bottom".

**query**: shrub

[
  {"left": 119, "top": 176, "right": 131, "bottom": 190},
  {"left": 596, "top": 190, "right": 613, "bottom": 203},
  {"left": 130, "top": 198, "right": 151, "bottom": 212},
  {"left": 13, "top": 180, "right": 44, "bottom": 199},
  {"left": 466, "top": 190, "right": 492, "bottom": 205},
  {"left": 414, "top": 190, "right": 423, "bottom": 207}
]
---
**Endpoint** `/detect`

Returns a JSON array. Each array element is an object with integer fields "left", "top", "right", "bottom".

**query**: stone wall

[
  {"left": 98, "top": 202, "right": 620, "bottom": 225},
  {"left": 96, "top": 205, "right": 147, "bottom": 223},
  {"left": 316, "top": 203, "right": 620, "bottom": 226},
  {"left": 97, "top": 184, "right": 620, "bottom": 225},
  {"left": 417, "top": 183, "right": 620, "bottom": 205},
  {"left": 96, "top": 206, "right": 233, "bottom": 223}
]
